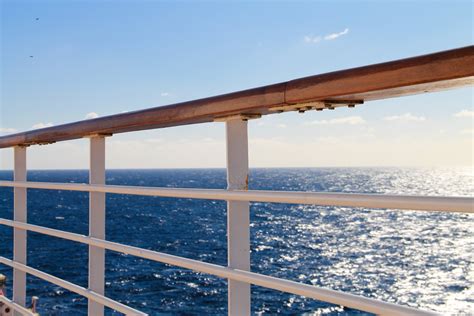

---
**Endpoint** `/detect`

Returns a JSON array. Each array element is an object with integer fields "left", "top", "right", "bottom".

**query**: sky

[{"left": 0, "top": 0, "right": 473, "bottom": 169}]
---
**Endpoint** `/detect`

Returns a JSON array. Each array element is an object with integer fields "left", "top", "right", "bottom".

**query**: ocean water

[{"left": 0, "top": 168, "right": 472, "bottom": 315}]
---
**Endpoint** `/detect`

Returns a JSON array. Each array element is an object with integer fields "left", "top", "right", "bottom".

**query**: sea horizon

[{"left": 1, "top": 166, "right": 473, "bottom": 171}]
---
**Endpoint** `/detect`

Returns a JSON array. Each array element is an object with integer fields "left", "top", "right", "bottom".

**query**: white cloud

[
  {"left": 85, "top": 112, "right": 99, "bottom": 119},
  {"left": 105, "top": 137, "right": 225, "bottom": 168},
  {"left": 245, "top": 132, "right": 473, "bottom": 167},
  {"left": 202, "top": 137, "right": 216, "bottom": 142},
  {"left": 309, "top": 116, "right": 366, "bottom": 125},
  {"left": 360, "top": 126, "right": 375, "bottom": 133},
  {"left": 324, "top": 28, "right": 349, "bottom": 40},
  {"left": 453, "top": 110, "right": 474, "bottom": 118},
  {"left": 304, "top": 35, "right": 322, "bottom": 43},
  {"left": 383, "top": 113, "right": 426, "bottom": 122},
  {"left": 304, "top": 28, "right": 349, "bottom": 44},
  {"left": 314, "top": 136, "right": 341, "bottom": 144},
  {"left": 32, "top": 122, "right": 54, "bottom": 129},
  {"left": 460, "top": 129, "right": 473, "bottom": 135},
  {"left": 0, "top": 127, "right": 17, "bottom": 134},
  {"left": 277, "top": 124, "right": 287, "bottom": 128},
  {"left": 161, "top": 92, "right": 170, "bottom": 97},
  {"left": 1, "top": 132, "right": 472, "bottom": 169},
  {"left": 144, "top": 138, "right": 163, "bottom": 144}
]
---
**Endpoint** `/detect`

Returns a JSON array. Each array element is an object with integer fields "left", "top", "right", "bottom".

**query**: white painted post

[
  {"left": 13, "top": 146, "right": 27, "bottom": 311},
  {"left": 225, "top": 119, "right": 250, "bottom": 316},
  {"left": 88, "top": 136, "right": 106, "bottom": 316}
]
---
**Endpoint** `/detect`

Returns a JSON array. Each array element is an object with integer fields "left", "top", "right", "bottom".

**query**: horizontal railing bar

[
  {"left": 0, "top": 219, "right": 440, "bottom": 316},
  {"left": 0, "top": 180, "right": 472, "bottom": 213},
  {"left": 0, "top": 295, "right": 36, "bottom": 316},
  {"left": 0, "top": 256, "right": 146, "bottom": 316},
  {"left": 0, "top": 46, "right": 472, "bottom": 148}
]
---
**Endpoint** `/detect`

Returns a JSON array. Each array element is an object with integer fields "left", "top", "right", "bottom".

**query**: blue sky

[{"left": 1, "top": 0, "right": 473, "bottom": 169}]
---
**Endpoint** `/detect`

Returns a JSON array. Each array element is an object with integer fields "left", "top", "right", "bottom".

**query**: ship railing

[{"left": 0, "top": 46, "right": 473, "bottom": 315}]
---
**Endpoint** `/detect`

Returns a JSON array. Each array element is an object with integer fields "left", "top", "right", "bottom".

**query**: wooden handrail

[{"left": 0, "top": 46, "right": 473, "bottom": 148}]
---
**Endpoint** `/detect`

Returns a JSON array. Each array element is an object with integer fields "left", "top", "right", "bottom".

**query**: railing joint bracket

[
  {"left": 36, "top": 141, "right": 56, "bottom": 146},
  {"left": 214, "top": 113, "right": 261, "bottom": 122},
  {"left": 269, "top": 99, "right": 364, "bottom": 113},
  {"left": 84, "top": 133, "right": 113, "bottom": 139}
]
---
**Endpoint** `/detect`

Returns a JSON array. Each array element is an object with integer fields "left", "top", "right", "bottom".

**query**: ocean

[{"left": 0, "top": 168, "right": 472, "bottom": 315}]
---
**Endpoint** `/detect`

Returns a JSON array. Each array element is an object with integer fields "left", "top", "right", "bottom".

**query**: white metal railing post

[
  {"left": 225, "top": 119, "right": 250, "bottom": 315},
  {"left": 88, "top": 136, "right": 106, "bottom": 316},
  {"left": 13, "top": 146, "right": 27, "bottom": 311}
]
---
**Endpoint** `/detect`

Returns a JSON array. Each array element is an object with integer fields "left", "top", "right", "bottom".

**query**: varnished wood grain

[{"left": 0, "top": 46, "right": 472, "bottom": 148}]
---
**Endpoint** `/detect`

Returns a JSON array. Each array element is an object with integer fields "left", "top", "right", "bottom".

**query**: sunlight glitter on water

[{"left": 0, "top": 167, "right": 472, "bottom": 315}]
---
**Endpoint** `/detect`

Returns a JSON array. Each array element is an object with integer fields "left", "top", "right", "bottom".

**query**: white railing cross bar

[{"left": 0, "top": 180, "right": 471, "bottom": 213}]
